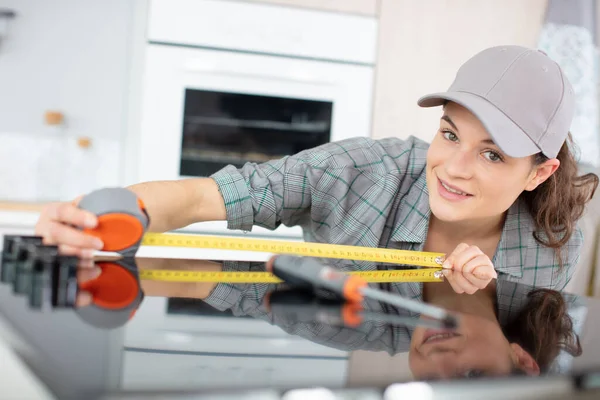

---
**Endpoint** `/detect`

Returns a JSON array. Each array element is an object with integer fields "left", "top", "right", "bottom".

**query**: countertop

[
  {"left": 0, "top": 201, "right": 304, "bottom": 239},
  {"left": 0, "top": 314, "right": 55, "bottom": 400},
  {"left": 1, "top": 253, "right": 599, "bottom": 399},
  {"left": 0, "top": 201, "right": 48, "bottom": 213},
  {"left": 0, "top": 202, "right": 45, "bottom": 212}
]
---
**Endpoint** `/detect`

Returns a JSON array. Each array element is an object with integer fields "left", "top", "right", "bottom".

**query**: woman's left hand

[{"left": 441, "top": 243, "right": 498, "bottom": 294}]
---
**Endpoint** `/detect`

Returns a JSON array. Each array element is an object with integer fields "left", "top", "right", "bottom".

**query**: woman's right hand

[{"left": 34, "top": 199, "right": 105, "bottom": 259}]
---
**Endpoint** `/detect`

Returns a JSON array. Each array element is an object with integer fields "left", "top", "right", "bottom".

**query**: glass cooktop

[{"left": 0, "top": 239, "right": 599, "bottom": 400}]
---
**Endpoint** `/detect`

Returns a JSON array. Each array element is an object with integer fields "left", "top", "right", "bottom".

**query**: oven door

[{"left": 136, "top": 44, "right": 374, "bottom": 184}]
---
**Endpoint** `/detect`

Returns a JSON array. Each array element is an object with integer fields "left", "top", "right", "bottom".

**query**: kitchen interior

[{"left": 1, "top": 0, "right": 600, "bottom": 398}]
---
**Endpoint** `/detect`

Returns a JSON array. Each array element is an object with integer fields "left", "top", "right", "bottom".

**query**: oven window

[
  {"left": 167, "top": 298, "right": 250, "bottom": 318},
  {"left": 180, "top": 89, "right": 333, "bottom": 177}
]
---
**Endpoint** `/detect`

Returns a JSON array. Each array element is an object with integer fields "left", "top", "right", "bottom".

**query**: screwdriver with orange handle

[
  {"left": 267, "top": 255, "right": 458, "bottom": 328},
  {"left": 265, "top": 287, "right": 457, "bottom": 329}
]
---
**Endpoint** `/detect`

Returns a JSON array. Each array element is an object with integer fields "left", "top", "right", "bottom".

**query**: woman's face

[
  {"left": 425, "top": 102, "right": 555, "bottom": 224},
  {"left": 409, "top": 313, "right": 540, "bottom": 379}
]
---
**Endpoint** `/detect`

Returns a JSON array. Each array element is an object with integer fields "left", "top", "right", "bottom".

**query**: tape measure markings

[
  {"left": 141, "top": 233, "right": 445, "bottom": 268},
  {"left": 138, "top": 269, "right": 444, "bottom": 283}
]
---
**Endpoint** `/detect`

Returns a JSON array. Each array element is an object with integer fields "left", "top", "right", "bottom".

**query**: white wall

[
  {"left": 371, "top": 0, "right": 548, "bottom": 143},
  {"left": 0, "top": 0, "right": 135, "bottom": 201}
]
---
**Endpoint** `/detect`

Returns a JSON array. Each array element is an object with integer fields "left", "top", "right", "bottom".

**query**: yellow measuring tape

[
  {"left": 137, "top": 232, "right": 446, "bottom": 283},
  {"left": 138, "top": 269, "right": 444, "bottom": 283},
  {"left": 141, "top": 232, "right": 445, "bottom": 268}
]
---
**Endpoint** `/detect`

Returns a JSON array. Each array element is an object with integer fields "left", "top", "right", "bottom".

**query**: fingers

[
  {"left": 441, "top": 243, "right": 498, "bottom": 294},
  {"left": 76, "top": 291, "right": 93, "bottom": 308},
  {"left": 45, "top": 202, "right": 98, "bottom": 229},
  {"left": 58, "top": 244, "right": 96, "bottom": 260},
  {"left": 75, "top": 266, "right": 102, "bottom": 308},
  {"left": 34, "top": 200, "right": 104, "bottom": 257},
  {"left": 463, "top": 272, "right": 493, "bottom": 290},
  {"left": 443, "top": 269, "right": 479, "bottom": 294},
  {"left": 77, "top": 258, "right": 95, "bottom": 269},
  {"left": 463, "top": 255, "right": 497, "bottom": 280},
  {"left": 42, "top": 220, "right": 104, "bottom": 258},
  {"left": 77, "top": 266, "right": 102, "bottom": 284},
  {"left": 442, "top": 243, "right": 470, "bottom": 269},
  {"left": 444, "top": 244, "right": 482, "bottom": 270},
  {"left": 47, "top": 221, "right": 103, "bottom": 248}
]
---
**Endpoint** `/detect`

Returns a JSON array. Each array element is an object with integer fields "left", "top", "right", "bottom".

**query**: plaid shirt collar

[{"left": 389, "top": 171, "right": 531, "bottom": 279}]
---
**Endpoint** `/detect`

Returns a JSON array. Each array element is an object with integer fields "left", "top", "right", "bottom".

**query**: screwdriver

[
  {"left": 267, "top": 255, "right": 457, "bottom": 328},
  {"left": 265, "top": 288, "right": 457, "bottom": 329}
]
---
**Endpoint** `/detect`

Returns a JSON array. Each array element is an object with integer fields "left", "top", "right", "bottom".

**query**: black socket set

[{"left": 1, "top": 235, "right": 79, "bottom": 310}]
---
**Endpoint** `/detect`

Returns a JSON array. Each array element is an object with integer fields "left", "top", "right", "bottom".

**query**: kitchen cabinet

[
  {"left": 122, "top": 350, "right": 348, "bottom": 390},
  {"left": 370, "top": 0, "right": 549, "bottom": 144},
  {"left": 242, "top": 0, "right": 379, "bottom": 16},
  {"left": 0, "top": 0, "right": 136, "bottom": 202}
]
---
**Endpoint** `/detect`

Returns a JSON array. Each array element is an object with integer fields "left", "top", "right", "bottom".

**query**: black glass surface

[{"left": 0, "top": 249, "right": 599, "bottom": 400}]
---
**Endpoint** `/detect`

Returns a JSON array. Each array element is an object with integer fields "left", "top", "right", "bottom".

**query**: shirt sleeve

[{"left": 210, "top": 136, "right": 421, "bottom": 232}]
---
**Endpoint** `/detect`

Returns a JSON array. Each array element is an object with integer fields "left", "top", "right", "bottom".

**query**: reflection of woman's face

[{"left": 409, "top": 313, "right": 539, "bottom": 379}]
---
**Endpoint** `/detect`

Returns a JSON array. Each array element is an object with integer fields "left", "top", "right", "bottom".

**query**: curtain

[{"left": 537, "top": 0, "right": 600, "bottom": 167}]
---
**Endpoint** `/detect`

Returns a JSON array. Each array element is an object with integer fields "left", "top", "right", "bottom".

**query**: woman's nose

[
  {"left": 444, "top": 149, "right": 474, "bottom": 179},
  {"left": 429, "top": 352, "right": 461, "bottom": 378}
]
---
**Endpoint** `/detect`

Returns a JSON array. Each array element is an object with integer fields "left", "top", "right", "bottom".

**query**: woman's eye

[
  {"left": 482, "top": 150, "right": 503, "bottom": 162},
  {"left": 464, "top": 369, "right": 485, "bottom": 378},
  {"left": 442, "top": 130, "right": 458, "bottom": 142}
]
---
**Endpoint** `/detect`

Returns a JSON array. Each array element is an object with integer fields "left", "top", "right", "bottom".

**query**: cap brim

[{"left": 417, "top": 92, "right": 542, "bottom": 158}]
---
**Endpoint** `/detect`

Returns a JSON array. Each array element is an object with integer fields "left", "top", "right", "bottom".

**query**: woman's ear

[
  {"left": 524, "top": 159, "right": 560, "bottom": 191},
  {"left": 510, "top": 343, "right": 541, "bottom": 376}
]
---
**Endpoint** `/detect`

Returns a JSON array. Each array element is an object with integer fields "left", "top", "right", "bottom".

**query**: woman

[{"left": 34, "top": 45, "right": 598, "bottom": 293}]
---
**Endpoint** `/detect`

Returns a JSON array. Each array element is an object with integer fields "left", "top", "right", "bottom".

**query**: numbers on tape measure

[
  {"left": 138, "top": 269, "right": 444, "bottom": 283},
  {"left": 141, "top": 233, "right": 445, "bottom": 268}
]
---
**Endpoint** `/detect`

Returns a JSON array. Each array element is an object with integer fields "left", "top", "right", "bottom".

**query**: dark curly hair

[
  {"left": 502, "top": 289, "right": 582, "bottom": 372},
  {"left": 520, "top": 133, "right": 598, "bottom": 270}
]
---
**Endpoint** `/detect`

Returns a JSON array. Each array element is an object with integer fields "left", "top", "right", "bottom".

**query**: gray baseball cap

[{"left": 417, "top": 45, "right": 575, "bottom": 159}]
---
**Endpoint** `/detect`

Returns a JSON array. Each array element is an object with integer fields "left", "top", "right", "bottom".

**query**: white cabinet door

[{"left": 121, "top": 350, "right": 348, "bottom": 390}]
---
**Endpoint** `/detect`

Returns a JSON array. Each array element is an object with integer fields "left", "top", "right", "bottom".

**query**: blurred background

[{"left": 1, "top": 0, "right": 599, "bottom": 204}]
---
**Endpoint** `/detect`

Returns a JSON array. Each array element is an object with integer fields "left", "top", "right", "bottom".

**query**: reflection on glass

[
  {"left": 409, "top": 289, "right": 582, "bottom": 380},
  {"left": 180, "top": 89, "right": 333, "bottom": 176},
  {"left": 131, "top": 257, "right": 586, "bottom": 382},
  {"left": 4, "top": 253, "right": 591, "bottom": 395}
]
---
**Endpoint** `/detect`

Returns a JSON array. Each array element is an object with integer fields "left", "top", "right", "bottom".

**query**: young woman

[{"left": 35, "top": 45, "right": 598, "bottom": 293}]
